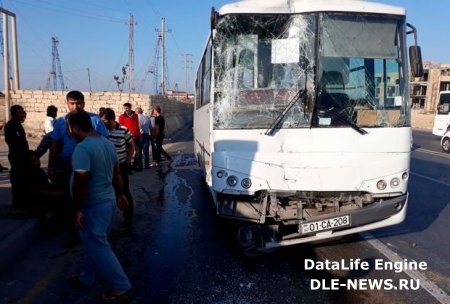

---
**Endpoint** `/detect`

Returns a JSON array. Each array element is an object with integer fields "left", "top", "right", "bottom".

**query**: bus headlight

[
  {"left": 377, "top": 180, "right": 387, "bottom": 190},
  {"left": 227, "top": 176, "right": 238, "bottom": 187},
  {"left": 241, "top": 178, "right": 252, "bottom": 189},
  {"left": 402, "top": 172, "right": 408, "bottom": 180},
  {"left": 390, "top": 177, "right": 400, "bottom": 188}
]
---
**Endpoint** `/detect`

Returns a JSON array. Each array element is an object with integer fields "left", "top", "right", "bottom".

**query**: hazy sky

[{"left": 0, "top": 0, "right": 448, "bottom": 93}]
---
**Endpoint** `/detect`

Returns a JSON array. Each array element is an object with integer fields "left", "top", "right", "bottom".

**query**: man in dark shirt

[
  {"left": 151, "top": 106, "right": 172, "bottom": 166},
  {"left": 4, "top": 105, "right": 29, "bottom": 209}
]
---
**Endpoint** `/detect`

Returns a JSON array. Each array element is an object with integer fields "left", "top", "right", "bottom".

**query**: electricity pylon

[{"left": 45, "top": 36, "right": 65, "bottom": 91}]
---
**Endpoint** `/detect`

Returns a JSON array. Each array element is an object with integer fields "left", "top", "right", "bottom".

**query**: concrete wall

[{"left": 3, "top": 90, "right": 193, "bottom": 138}]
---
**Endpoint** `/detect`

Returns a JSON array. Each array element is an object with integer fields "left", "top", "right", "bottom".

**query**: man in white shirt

[
  {"left": 135, "top": 107, "right": 152, "bottom": 169},
  {"left": 44, "top": 105, "right": 58, "bottom": 134}
]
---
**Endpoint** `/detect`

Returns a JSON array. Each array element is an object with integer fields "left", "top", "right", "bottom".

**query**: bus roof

[{"left": 218, "top": 0, "right": 405, "bottom": 16}]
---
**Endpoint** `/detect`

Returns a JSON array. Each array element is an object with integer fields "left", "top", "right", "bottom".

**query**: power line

[
  {"left": 11, "top": 0, "right": 126, "bottom": 23},
  {"left": 139, "top": 31, "right": 160, "bottom": 94}
]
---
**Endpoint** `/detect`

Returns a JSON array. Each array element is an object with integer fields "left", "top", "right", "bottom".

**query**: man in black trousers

[{"left": 4, "top": 105, "right": 29, "bottom": 209}]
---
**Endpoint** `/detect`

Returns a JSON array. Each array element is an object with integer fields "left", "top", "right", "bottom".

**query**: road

[{"left": 0, "top": 128, "right": 448, "bottom": 304}]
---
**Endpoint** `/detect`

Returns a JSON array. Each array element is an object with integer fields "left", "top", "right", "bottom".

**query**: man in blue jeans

[
  {"left": 135, "top": 106, "right": 151, "bottom": 169},
  {"left": 68, "top": 111, "right": 133, "bottom": 302}
]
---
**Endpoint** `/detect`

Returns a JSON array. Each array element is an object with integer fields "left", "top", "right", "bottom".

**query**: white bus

[
  {"left": 194, "top": 0, "right": 423, "bottom": 252},
  {"left": 432, "top": 91, "right": 450, "bottom": 136}
]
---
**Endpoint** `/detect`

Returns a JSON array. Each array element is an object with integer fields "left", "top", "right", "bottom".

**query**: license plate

[{"left": 301, "top": 215, "right": 350, "bottom": 234}]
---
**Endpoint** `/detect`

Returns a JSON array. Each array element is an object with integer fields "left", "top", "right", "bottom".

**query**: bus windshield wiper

[
  {"left": 265, "top": 89, "right": 306, "bottom": 136},
  {"left": 327, "top": 109, "right": 368, "bottom": 135},
  {"left": 337, "top": 115, "right": 368, "bottom": 135}
]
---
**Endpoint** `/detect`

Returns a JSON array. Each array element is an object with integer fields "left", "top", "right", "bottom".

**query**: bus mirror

[
  {"left": 211, "top": 7, "right": 219, "bottom": 30},
  {"left": 409, "top": 46, "right": 423, "bottom": 78}
]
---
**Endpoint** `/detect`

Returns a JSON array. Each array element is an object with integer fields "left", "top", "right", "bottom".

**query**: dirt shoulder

[{"left": 411, "top": 110, "right": 434, "bottom": 131}]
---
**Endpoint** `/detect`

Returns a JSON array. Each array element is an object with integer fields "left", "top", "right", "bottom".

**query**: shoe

[{"left": 101, "top": 287, "right": 134, "bottom": 303}]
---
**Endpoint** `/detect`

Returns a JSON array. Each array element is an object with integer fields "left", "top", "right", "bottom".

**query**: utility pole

[
  {"left": 11, "top": 12, "right": 18, "bottom": 90},
  {"left": 86, "top": 67, "right": 92, "bottom": 93},
  {"left": 1, "top": 8, "right": 20, "bottom": 121},
  {"left": 161, "top": 18, "right": 166, "bottom": 96},
  {"left": 127, "top": 14, "right": 136, "bottom": 94},
  {"left": 182, "top": 53, "right": 193, "bottom": 93},
  {"left": 48, "top": 36, "right": 65, "bottom": 91},
  {"left": 156, "top": 18, "right": 171, "bottom": 96}
]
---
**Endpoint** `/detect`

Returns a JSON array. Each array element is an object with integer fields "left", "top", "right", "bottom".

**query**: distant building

[
  {"left": 166, "top": 90, "right": 193, "bottom": 104},
  {"left": 375, "top": 72, "right": 400, "bottom": 107},
  {"left": 410, "top": 61, "right": 450, "bottom": 112}
]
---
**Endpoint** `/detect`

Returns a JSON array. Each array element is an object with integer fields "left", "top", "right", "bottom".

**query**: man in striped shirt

[{"left": 101, "top": 108, "right": 135, "bottom": 225}]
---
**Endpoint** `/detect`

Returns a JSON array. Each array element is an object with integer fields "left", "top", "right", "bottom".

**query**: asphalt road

[{"left": 0, "top": 128, "right": 448, "bottom": 304}]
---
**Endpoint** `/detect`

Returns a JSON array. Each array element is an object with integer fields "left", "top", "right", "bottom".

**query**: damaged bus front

[{"left": 193, "top": 0, "right": 423, "bottom": 253}]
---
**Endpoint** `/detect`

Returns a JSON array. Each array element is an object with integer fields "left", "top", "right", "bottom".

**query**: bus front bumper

[{"left": 238, "top": 193, "right": 408, "bottom": 250}]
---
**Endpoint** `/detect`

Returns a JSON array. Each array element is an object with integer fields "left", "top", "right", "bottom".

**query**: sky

[{"left": 0, "top": 0, "right": 448, "bottom": 94}]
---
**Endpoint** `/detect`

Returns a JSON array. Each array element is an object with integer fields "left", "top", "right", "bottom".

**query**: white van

[{"left": 432, "top": 91, "right": 450, "bottom": 136}]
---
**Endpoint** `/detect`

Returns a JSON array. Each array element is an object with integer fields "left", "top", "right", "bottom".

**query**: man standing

[
  {"left": 48, "top": 90, "right": 108, "bottom": 189},
  {"left": 68, "top": 111, "right": 133, "bottom": 301},
  {"left": 119, "top": 103, "right": 142, "bottom": 171},
  {"left": 44, "top": 105, "right": 58, "bottom": 134},
  {"left": 101, "top": 108, "right": 135, "bottom": 225},
  {"left": 4, "top": 105, "right": 29, "bottom": 209},
  {"left": 152, "top": 106, "right": 172, "bottom": 166},
  {"left": 48, "top": 90, "right": 108, "bottom": 246},
  {"left": 135, "top": 106, "right": 151, "bottom": 169}
]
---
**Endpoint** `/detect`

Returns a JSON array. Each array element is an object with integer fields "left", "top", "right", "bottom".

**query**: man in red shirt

[{"left": 118, "top": 103, "right": 142, "bottom": 171}]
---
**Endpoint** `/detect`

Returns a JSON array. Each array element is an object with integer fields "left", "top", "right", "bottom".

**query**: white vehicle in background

[
  {"left": 193, "top": 0, "right": 423, "bottom": 253},
  {"left": 432, "top": 91, "right": 450, "bottom": 136}
]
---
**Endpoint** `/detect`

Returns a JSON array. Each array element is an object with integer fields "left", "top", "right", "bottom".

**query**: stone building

[{"left": 410, "top": 61, "right": 450, "bottom": 112}]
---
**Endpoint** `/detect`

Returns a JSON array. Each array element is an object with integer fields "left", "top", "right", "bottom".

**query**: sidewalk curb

[{"left": 0, "top": 218, "right": 38, "bottom": 270}]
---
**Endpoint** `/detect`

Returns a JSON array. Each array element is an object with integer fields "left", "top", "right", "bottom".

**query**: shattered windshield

[
  {"left": 213, "top": 14, "right": 316, "bottom": 129},
  {"left": 316, "top": 13, "right": 409, "bottom": 129},
  {"left": 213, "top": 13, "right": 409, "bottom": 130}
]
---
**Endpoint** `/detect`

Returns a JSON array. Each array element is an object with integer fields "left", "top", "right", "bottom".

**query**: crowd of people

[{"left": 1, "top": 90, "right": 174, "bottom": 302}]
